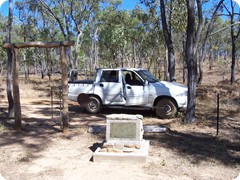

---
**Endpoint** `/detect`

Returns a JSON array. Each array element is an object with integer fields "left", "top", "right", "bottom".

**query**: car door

[
  {"left": 94, "top": 70, "right": 125, "bottom": 105},
  {"left": 123, "top": 70, "right": 148, "bottom": 106}
]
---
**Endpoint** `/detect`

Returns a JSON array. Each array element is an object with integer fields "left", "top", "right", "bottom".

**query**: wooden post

[
  {"left": 216, "top": 93, "right": 220, "bottom": 136},
  {"left": 60, "top": 45, "right": 69, "bottom": 134},
  {"left": 51, "top": 86, "right": 53, "bottom": 120},
  {"left": 12, "top": 48, "right": 21, "bottom": 130}
]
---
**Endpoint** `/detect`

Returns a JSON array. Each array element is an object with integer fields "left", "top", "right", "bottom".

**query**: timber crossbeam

[{"left": 2, "top": 41, "right": 74, "bottom": 49}]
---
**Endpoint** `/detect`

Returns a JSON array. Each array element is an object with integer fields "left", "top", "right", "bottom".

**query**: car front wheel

[{"left": 155, "top": 98, "right": 177, "bottom": 119}]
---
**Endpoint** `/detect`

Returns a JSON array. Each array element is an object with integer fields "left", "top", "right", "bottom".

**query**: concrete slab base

[{"left": 93, "top": 140, "right": 150, "bottom": 163}]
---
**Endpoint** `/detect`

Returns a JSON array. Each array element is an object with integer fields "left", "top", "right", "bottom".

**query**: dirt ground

[{"left": 0, "top": 64, "right": 240, "bottom": 180}]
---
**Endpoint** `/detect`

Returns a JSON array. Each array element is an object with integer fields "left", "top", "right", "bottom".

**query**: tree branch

[
  {"left": 222, "top": 3, "right": 231, "bottom": 15},
  {"left": 39, "top": 0, "right": 67, "bottom": 38},
  {"left": 209, "top": 21, "right": 240, "bottom": 36},
  {"left": 194, "top": 0, "right": 203, "bottom": 51}
]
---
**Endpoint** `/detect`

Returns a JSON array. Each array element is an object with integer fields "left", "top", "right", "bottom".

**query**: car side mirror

[{"left": 144, "top": 80, "right": 148, "bottom": 86}]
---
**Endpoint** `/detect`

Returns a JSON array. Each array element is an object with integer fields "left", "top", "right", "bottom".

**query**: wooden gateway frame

[{"left": 3, "top": 41, "right": 74, "bottom": 134}]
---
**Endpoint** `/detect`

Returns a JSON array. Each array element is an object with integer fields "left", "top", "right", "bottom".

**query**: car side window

[
  {"left": 124, "top": 70, "right": 143, "bottom": 86},
  {"left": 100, "top": 70, "right": 119, "bottom": 82}
]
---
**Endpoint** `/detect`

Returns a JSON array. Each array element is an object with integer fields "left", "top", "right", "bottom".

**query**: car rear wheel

[
  {"left": 85, "top": 96, "right": 102, "bottom": 114},
  {"left": 155, "top": 98, "right": 177, "bottom": 119}
]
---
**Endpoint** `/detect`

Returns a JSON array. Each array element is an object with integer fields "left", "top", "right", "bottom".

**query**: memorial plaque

[
  {"left": 106, "top": 114, "right": 143, "bottom": 144},
  {"left": 110, "top": 122, "right": 136, "bottom": 139}
]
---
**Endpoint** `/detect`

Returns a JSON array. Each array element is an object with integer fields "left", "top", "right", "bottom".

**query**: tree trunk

[
  {"left": 209, "top": 51, "right": 213, "bottom": 70},
  {"left": 160, "top": 0, "right": 176, "bottom": 82},
  {"left": 182, "top": 35, "right": 187, "bottom": 83},
  {"left": 94, "top": 39, "right": 99, "bottom": 70},
  {"left": 23, "top": 49, "right": 29, "bottom": 83},
  {"left": 6, "top": 0, "right": 14, "bottom": 117},
  {"left": 46, "top": 49, "right": 52, "bottom": 81},
  {"left": 237, "top": 57, "right": 239, "bottom": 68},
  {"left": 230, "top": 3, "right": 236, "bottom": 84},
  {"left": 0, "top": 61, "right": 3, "bottom": 76},
  {"left": 184, "top": 0, "right": 197, "bottom": 123},
  {"left": 93, "top": 26, "right": 99, "bottom": 71},
  {"left": 168, "top": 47, "right": 176, "bottom": 81},
  {"left": 34, "top": 55, "right": 38, "bottom": 75},
  {"left": 138, "top": 51, "right": 143, "bottom": 68},
  {"left": 121, "top": 47, "right": 125, "bottom": 68},
  {"left": 230, "top": 35, "right": 236, "bottom": 84},
  {"left": 182, "top": 61, "right": 187, "bottom": 84},
  {"left": 164, "top": 46, "right": 169, "bottom": 81},
  {"left": 133, "top": 42, "right": 137, "bottom": 67},
  {"left": 41, "top": 59, "right": 46, "bottom": 79},
  {"left": 198, "top": 50, "right": 204, "bottom": 84},
  {"left": 6, "top": 49, "right": 14, "bottom": 117},
  {"left": 74, "top": 31, "right": 82, "bottom": 70}
]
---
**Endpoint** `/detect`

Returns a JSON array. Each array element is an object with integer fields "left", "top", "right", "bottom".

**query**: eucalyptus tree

[
  {"left": 0, "top": 14, "right": 7, "bottom": 76},
  {"left": 6, "top": 0, "right": 14, "bottom": 117},
  {"left": 206, "top": 18, "right": 230, "bottom": 70},
  {"left": 126, "top": 7, "right": 146, "bottom": 67},
  {"left": 159, "top": 0, "right": 176, "bottom": 82},
  {"left": 141, "top": 0, "right": 188, "bottom": 82},
  {"left": 38, "top": 0, "right": 102, "bottom": 72},
  {"left": 78, "top": 17, "right": 100, "bottom": 76},
  {"left": 16, "top": 0, "right": 61, "bottom": 79},
  {"left": 133, "top": 4, "right": 164, "bottom": 79},
  {"left": 88, "top": 18, "right": 99, "bottom": 74},
  {"left": 15, "top": 0, "right": 102, "bottom": 79},
  {"left": 17, "top": 1, "right": 40, "bottom": 78},
  {"left": 98, "top": 8, "right": 128, "bottom": 67},
  {"left": 221, "top": 0, "right": 240, "bottom": 84},
  {"left": 184, "top": 0, "right": 203, "bottom": 123},
  {"left": 197, "top": 0, "right": 225, "bottom": 84},
  {"left": 97, "top": 4, "right": 162, "bottom": 71},
  {"left": 127, "top": 7, "right": 157, "bottom": 69}
]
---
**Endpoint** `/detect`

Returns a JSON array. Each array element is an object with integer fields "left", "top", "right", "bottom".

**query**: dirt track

[{"left": 0, "top": 66, "right": 240, "bottom": 179}]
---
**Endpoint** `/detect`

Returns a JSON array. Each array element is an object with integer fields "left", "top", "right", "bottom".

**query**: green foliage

[
  {"left": 0, "top": 0, "right": 238, "bottom": 78},
  {"left": 0, "top": 13, "right": 21, "bottom": 73},
  {"left": 0, "top": 123, "right": 5, "bottom": 132},
  {"left": 16, "top": 0, "right": 65, "bottom": 42},
  {"left": 0, "top": 14, "right": 7, "bottom": 60},
  {"left": 171, "top": 0, "right": 187, "bottom": 33},
  {"left": 208, "top": 18, "right": 231, "bottom": 53}
]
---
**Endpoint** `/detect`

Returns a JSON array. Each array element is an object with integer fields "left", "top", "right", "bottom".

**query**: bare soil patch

[{"left": 0, "top": 64, "right": 239, "bottom": 180}]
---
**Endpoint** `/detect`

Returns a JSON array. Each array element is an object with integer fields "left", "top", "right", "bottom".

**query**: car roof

[{"left": 96, "top": 68, "right": 145, "bottom": 71}]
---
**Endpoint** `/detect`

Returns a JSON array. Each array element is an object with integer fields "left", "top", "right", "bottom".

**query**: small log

[
  {"left": 88, "top": 126, "right": 106, "bottom": 133},
  {"left": 143, "top": 125, "right": 169, "bottom": 133}
]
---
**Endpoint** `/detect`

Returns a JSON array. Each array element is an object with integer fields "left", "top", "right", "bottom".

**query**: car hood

[{"left": 150, "top": 81, "right": 187, "bottom": 96}]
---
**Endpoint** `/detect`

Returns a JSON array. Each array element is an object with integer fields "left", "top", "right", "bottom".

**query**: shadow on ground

[
  {"left": 0, "top": 100, "right": 239, "bottom": 167},
  {"left": 144, "top": 130, "right": 240, "bottom": 166}
]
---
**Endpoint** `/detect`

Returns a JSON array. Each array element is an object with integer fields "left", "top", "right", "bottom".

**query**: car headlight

[{"left": 176, "top": 91, "right": 188, "bottom": 97}]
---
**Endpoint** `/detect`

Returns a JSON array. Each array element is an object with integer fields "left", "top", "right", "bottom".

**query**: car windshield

[{"left": 135, "top": 70, "right": 158, "bottom": 83}]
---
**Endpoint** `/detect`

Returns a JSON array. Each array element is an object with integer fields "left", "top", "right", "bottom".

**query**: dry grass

[{"left": 0, "top": 63, "right": 239, "bottom": 180}]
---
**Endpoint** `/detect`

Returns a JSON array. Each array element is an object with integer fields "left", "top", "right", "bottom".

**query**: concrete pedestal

[{"left": 93, "top": 114, "right": 149, "bottom": 163}]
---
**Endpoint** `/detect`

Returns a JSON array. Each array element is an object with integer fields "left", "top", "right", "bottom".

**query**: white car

[{"left": 68, "top": 68, "right": 187, "bottom": 119}]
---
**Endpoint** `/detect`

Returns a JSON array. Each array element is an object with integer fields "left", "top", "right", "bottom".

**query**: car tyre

[
  {"left": 85, "top": 96, "right": 102, "bottom": 114},
  {"left": 155, "top": 98, "right": 177, "bottom": 119}
]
